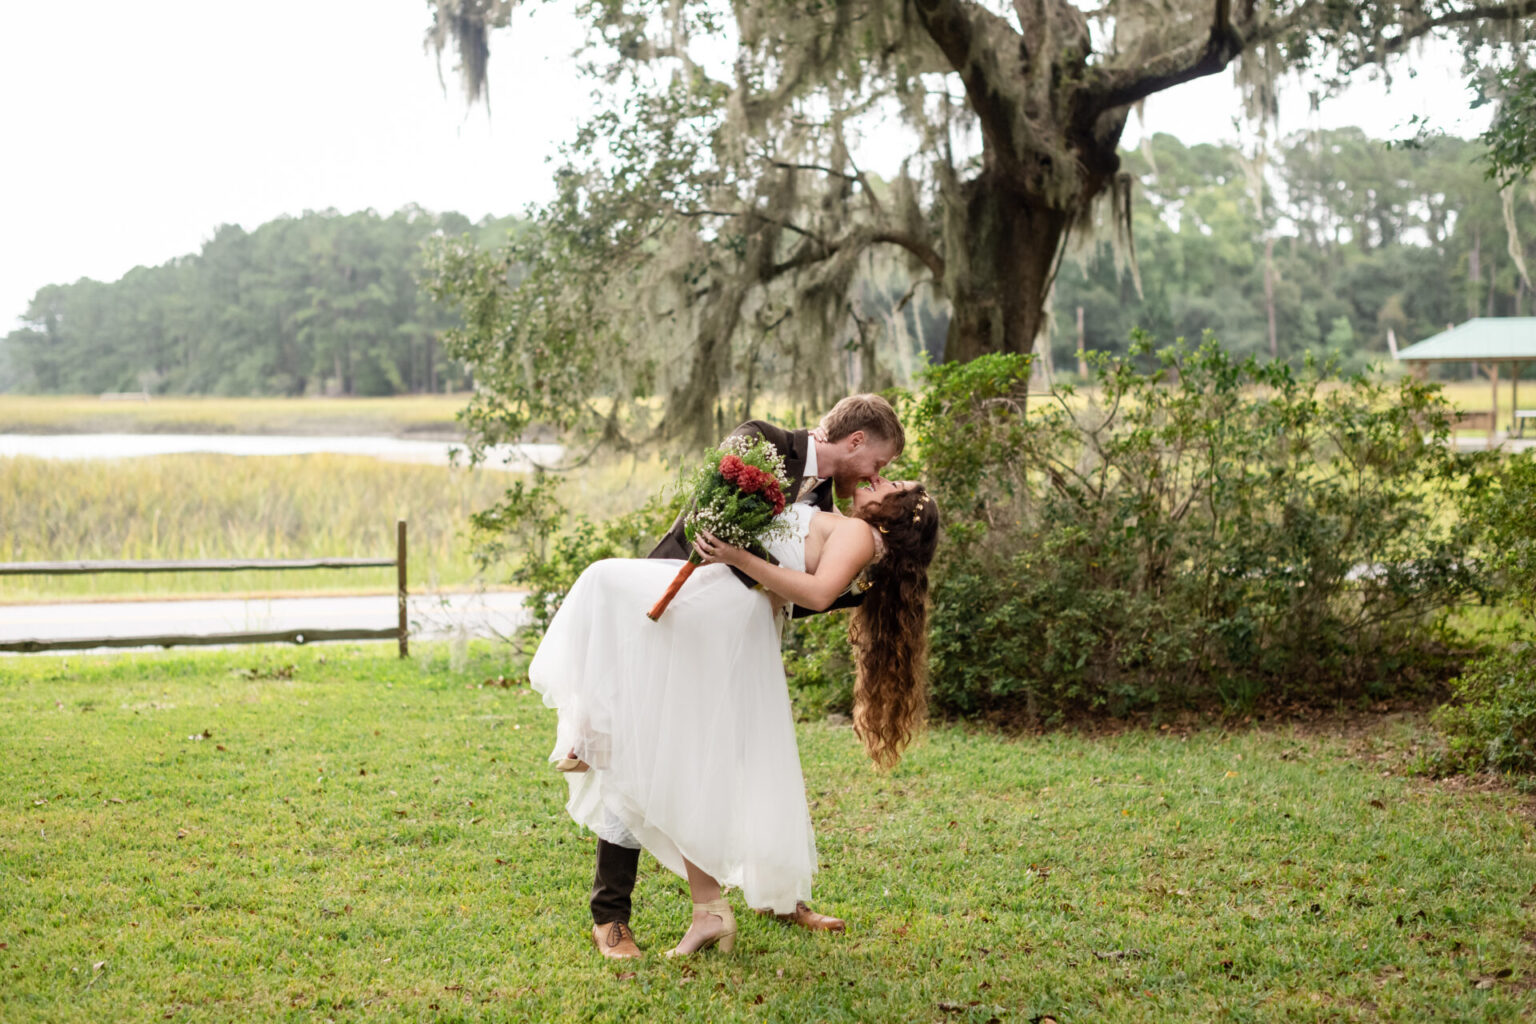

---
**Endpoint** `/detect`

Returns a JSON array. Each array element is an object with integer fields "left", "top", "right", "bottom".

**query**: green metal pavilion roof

[{"left": 1397, "top": 317, "right": 1536, "bottom": 361}]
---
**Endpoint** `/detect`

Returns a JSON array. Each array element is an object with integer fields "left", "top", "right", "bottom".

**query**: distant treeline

[
  {"left": 3, "top": 128, "right": 1529, "bottom": 397},
  {"left": 1, "top": 207, "right": 523, "bottom": 396},
  {"left": 1048, "top": 129, "right": 1535, "bottom": 377}
]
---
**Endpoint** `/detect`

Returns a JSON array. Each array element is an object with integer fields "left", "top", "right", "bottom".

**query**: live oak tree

[{"left": 424, "top": 0, "right": 1536, "bottom": 448}]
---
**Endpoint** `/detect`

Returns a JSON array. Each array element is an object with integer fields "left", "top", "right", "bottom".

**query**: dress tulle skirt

[{"left": 528, "top": 558, "right": 817, "bottom": 913}]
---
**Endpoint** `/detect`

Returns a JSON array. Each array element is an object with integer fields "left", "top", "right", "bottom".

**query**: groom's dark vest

[{"left": 647, "top": 419, "right": 861, "bottom": 616}]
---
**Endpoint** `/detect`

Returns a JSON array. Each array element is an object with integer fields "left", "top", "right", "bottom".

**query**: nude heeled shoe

[
  {"left": 554, "top": 748, "right": 589, "bottom": 772},
  {"left": 664, "top": 897, "right": 736, "bottom": 957}
]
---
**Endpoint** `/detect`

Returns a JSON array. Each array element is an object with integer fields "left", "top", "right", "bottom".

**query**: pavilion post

[{"left": 1490, "top": 362, "right": 1500, "bottom": 450}]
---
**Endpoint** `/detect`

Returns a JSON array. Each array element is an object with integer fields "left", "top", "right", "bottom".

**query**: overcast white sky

[{"left": 0, "top": 1, "right": 1492, "bottom": 333}]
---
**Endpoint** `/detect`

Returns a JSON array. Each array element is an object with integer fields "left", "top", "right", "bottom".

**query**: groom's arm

[{"left": 791, "top": 588, "right": 864, "bottom": 618}]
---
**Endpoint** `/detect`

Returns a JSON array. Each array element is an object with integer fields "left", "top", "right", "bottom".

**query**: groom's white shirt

[{"left": 798, "top": 441, "right": 822, "bottom": 504}]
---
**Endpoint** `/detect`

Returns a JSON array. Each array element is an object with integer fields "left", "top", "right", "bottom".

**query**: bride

[{"left": 528, "top": 477, "right": 940, "bottom": 956}]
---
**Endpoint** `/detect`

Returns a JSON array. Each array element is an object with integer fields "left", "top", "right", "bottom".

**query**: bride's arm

[{"left": 696, "top": 519, "right": 874, "bottom": 612}]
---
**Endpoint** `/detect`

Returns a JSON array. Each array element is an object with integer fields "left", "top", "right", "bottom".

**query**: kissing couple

[{"left": 529, "top": 394, "right": 941, "bottom": 958}]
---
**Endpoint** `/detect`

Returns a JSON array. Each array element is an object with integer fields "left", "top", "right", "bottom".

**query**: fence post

[{"left": 397, "top": 519, "right": 408, "bottom": 659}]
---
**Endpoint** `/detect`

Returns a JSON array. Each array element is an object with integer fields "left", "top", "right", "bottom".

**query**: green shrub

[
  {"left": 470, "top": 472, "right": 681, "bottom": 649},
  {"left": 782, "top": 611, "right": 856, "bottom": 718},
  {"left": 1430, "top": 450, "right": 1536, "bottom": 777},
  {"left": 794, "top": 334, "right": 1479, "bottom": 722},
  {"left": 1432, "top": 636, "right": 1536, "bottom": 777},
  {"left": 1459, "top": 449, "right": 1536, "bottom": 616}
]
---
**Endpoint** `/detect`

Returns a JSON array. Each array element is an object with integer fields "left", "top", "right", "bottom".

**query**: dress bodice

[{"left": 761, "top": 503, "right": 815, "bottom": 573}]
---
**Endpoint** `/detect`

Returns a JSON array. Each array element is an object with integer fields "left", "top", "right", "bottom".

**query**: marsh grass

[
  {"left": 0, "top": 455, "right": 510, "bottom": 602},
  {"left": 1, "top": 644, "right": 1532, "bottom": 1022},
  {"left": 0, "top": 449, "right": 677, "bottom": 603}
]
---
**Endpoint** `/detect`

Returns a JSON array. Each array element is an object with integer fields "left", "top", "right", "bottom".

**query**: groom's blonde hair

[{"left": 820, "top": 394, "right": 904, "bottom": 450}]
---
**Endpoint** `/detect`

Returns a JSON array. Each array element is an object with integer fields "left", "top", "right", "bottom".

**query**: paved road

[{"left": 0, "top": 591, "right": 531, "bottom": 654}]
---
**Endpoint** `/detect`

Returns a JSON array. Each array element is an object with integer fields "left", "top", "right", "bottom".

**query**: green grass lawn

[{"left": 2, "top": 644, "right": 1533, "bottom": 1022}]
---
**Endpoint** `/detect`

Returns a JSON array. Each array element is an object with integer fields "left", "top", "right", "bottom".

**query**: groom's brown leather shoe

[
  {"left": 592, "top": 921, "right": 642, "bottom": 959},
  {"left": 759, "top": 901, "right": 846, "bottom": 933}
]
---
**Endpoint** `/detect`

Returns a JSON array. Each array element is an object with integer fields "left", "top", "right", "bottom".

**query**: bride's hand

[{"left": 693, "top": 530, "right": 744, "bottom": 567}]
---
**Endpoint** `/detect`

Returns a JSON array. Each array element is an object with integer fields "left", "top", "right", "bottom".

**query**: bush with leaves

[
  {"left": 791, "top": 335, "right": 1479, "bottom": 721},
  {"left": 470, "top": 473, "right": 680, "bottom": 650},
  {"left": 931, "top": 336, "right": 1480, "bottom": 718},
  {"left": 1432, "top": 640, "right": 1536, "bottom": 779},
  {"left": 1431, "top": 450, "right": 1536, "bottom": 778}
]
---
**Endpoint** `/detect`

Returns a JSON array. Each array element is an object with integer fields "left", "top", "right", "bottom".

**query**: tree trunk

[
  {"left": 1469, "top": 231, "right": 1482, "bottom": 322},
  {"left": 1264, "top": 236, "right": 1278, "bottom": 359},
  {"left": 1488, "top": 245, "right": 1498, "bottom": 317},
  {"left": 666, "top": 281, "right": 746, "bottom": 446},
  {"left": 1076, "top": 306, "right": 1088, "bottom": 377},
  {"left": 942, "top": 176, "right": 1067, "bottom": 365}
]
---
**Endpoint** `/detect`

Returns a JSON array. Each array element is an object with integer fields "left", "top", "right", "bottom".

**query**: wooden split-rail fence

[{"left": 0, "top": 521, "right": 409, "bottom": 657}]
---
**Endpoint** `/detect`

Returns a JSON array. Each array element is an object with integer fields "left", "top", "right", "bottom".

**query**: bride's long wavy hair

[{"left": 849, "top": 484, "right": 941, "bottom": 769}]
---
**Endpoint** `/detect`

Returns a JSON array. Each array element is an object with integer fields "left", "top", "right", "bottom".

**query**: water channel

[{"left": 0, "top": 433, "right": 562, "bottom": 469}]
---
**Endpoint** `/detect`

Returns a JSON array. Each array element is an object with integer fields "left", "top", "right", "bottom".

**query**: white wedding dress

[{"left": 528, "top": 503, "right": 819, "bottom": 913}]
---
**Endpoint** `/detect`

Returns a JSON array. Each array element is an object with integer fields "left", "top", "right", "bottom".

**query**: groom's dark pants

[{"left": 592, "top": 839, "right": 640, "bottom": 924}]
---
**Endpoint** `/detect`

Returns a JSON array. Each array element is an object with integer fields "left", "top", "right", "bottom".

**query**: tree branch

[
  {"left": 766, "top": 227, "right": 947, "bottom": 281},
  {"left": 677, "top": 207, "right": 831, "bottom": 246},
  {"left": 911, "top": 0, "right": 1021, "bottom": 159},
  {"left": 1089, "top": 0, "right": 1254, "bottom": 112},
  {"left": 769, "top": 161, "right": 860, "bottom": 183},
  {"left": 1352, "top": 0, "right": 1536, "bottom": 62},
  {"left": 871, "top": 231, "right": 947, "bottom": 280}
]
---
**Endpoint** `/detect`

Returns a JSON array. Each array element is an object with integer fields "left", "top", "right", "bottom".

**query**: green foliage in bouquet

[
  {"left": 676, "top": 433, "right": 792, "bottom": 555},
  {"left": 647, "top": 434, "right": 793, "bottom": 620}
]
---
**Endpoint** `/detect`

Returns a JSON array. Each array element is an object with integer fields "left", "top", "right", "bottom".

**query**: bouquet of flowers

[{"left": 646, "top": 434, "right": 792, "bottom": 621}]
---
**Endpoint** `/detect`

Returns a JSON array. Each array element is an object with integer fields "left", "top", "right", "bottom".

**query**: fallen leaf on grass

[
  {"left": 616, "top": 971, "right": 637, "bottom": 981},
  {"left": 1369, "top": 799, "right": 1386, "bottom": 810}
]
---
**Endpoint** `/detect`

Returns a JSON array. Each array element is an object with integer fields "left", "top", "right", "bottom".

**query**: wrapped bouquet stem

[{"left": 647, "top": 435, "right": 791, "bottom": 621}]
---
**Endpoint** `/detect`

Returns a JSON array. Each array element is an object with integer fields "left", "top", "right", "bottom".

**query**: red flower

[{"left": 718, "top": 453, "right": 785, "bottom": 513}]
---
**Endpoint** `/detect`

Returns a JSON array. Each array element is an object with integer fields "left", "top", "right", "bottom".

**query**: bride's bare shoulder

[{"left": 828, "top": 514, "right": 877, "bottom": 557}]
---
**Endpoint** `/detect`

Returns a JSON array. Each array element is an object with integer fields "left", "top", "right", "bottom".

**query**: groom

[{"left": 590, "top": 393, "right": 905, "bottom": 960}]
